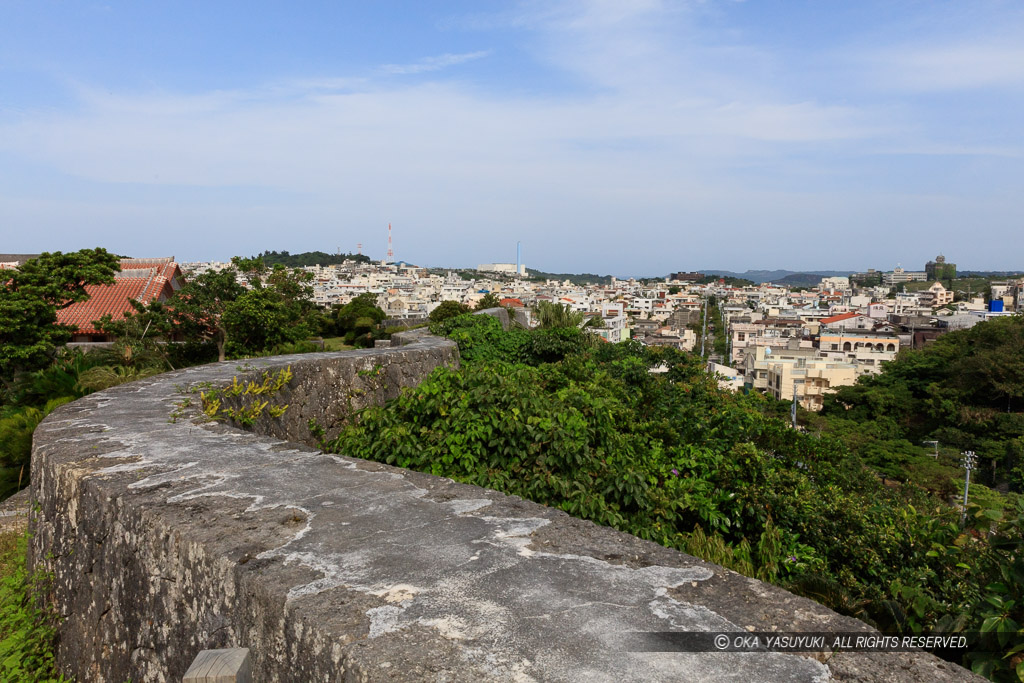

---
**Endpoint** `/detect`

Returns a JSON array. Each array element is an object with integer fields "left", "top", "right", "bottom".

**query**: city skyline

[{"left": 1, "top": 1, "right": 1022, "bottom": 273}]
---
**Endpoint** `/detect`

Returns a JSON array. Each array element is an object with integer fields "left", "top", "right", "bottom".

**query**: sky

[{"left": 1, "top": 1, "right": 1022, "bottom": 276}]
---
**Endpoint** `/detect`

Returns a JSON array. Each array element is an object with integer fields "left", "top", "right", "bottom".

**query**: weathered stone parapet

[{"left": 30, "top": 333, "right": 978, "bottom": 682}]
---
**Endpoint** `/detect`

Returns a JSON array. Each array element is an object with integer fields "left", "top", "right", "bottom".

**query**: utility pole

[
  {"left": 791, "top": 379, "right": 799, "bottom": 429},
  {"left": 726, "top": 315, "right": 733, "bottom": 366},
  {"left": 700, "top": 291, "right": 709, "bottom": 358},
  {"left": 960, "top": 450, "right": 977, "bottom": 527}
]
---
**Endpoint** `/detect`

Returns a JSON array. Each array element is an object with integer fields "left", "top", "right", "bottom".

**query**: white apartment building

[
  {"left": 818, "top": 276, "right": 851, "bottom": 292},
  {"left": 478, "top": 263, "right": 527, "bottom": 276},
  {"left": 765, "top": 357, "right": 858, "bottom": 411},
  {"left": 883, "top": 267, "right": 927, "bottom": 287},
  {"left": 593, "top": 303, "right": 629, "bottom": 344}
]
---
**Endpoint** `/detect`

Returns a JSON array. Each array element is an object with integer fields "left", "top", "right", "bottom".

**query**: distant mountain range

[{"left": 701, "top": 269, "right": 855, "bottom": 285}]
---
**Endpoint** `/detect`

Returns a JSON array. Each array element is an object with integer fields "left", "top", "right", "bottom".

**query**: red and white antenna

[{"left": 387, "top": 223, "right": 394, "bottom": 262}]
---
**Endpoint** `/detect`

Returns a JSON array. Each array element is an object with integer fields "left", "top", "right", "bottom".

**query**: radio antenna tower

[{"left": 387, "top": 223, "right": 394, "bottom": 263}]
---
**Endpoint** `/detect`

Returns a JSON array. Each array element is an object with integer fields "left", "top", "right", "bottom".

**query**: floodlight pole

[{"left": 960, "top": 450, "right": 977, "bottom": 527}]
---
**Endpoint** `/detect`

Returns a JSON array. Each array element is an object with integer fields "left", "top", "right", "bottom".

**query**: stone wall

[{"left": 30, "top": 331, "right": 978, "bottom": 682}]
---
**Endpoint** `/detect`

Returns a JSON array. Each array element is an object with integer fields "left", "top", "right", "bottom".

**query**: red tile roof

[
  {"left": 499, "top": 298, "right": 524, "bottom": 308},
  {"left": 56, "top": 259, "right": 180, "bottom": 335},
  {"left": 819, "top": 312, "right": 861, "bottom": 325}
]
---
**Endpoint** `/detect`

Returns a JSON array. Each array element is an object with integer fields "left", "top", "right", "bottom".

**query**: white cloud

[
  {"left": 1, "top": 0, "right": 1021, "bottom": 269},
  {"left": 380, "top": 50, "right": 491, "bottom": 75},
  {"left": 863, "top": 43, "right": 1024, "bottom": 92}
]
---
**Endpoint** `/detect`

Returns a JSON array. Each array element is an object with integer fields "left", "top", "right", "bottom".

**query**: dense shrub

[
  {"left": 325, "top": 320, "right": 1024, "bottom": 679},
  {"left": 0, "top": 535, "right": 68, "bottom": 682}
]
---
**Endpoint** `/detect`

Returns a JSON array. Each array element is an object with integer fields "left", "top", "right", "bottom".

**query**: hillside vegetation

[
  {"left": 325, "top": 313, "right": 1024, "bottom": 680},
  {"left": 254, "top": 250, "right": 371, "bottom": 268},
  {"left": 811, "top": 315, "right": 1024, "bottom": 499}
]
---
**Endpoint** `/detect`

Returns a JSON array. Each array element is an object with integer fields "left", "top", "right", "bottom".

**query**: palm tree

[{"left": 532, "top": 301, "right": 604, "bottom": 330}]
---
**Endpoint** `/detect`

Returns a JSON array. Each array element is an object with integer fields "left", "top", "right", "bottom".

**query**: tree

[
  {"left": 429, "top": 300, "right": 472, "bottom": 323},
  {"left": 475, "top": 292, "right": 501, "bottom": 311},
  {"left": 168, "top": 268, "right": 246, "bottom": 362},
  {"left": 94, "top": 299, "right": 177, "bottom": 371},
  {"left": 255, "top": 250, "right": 371, "bottom": 268},
  {"left": 333, "top": 293, "right": 386, "bottom": 346},
  {"left": 226, "top": 260, "right": 319, "bottom": 356},
  {"left": 531, "top": 301, "right": 604, "bottom": 330},
  {"left": 168, "top": 258, "right": 320, "bottom": 361},
  {"left": 0, "top": 249, "right": 120, "bottom": 381}
]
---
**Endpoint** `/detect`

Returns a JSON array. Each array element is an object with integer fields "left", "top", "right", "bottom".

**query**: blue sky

[{"left": 1, "top": 1, "right": 1022, "bottom": 275}]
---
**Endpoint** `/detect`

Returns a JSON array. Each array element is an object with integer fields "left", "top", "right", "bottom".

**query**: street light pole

[{"left": 960, "top": 450, "right": 977, "bottom": 527}]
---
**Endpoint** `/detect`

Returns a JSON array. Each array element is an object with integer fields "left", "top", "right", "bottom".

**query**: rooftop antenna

[
  {"left": 387, "top": 223, "right": 394, "bottom": 263},
  {"left": 517, "top": 241, "right": 522, "bottom": 276}
]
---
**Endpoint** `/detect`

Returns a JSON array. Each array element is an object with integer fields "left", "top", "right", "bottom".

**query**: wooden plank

[{"left": 182, "top": 648, "right": 252, "bottom": 683}]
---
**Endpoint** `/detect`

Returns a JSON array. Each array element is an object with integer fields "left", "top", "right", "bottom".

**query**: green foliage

[
  {"left": 94, "top": 298, "right": 176, "bottom": 371},
  {"left": 705, "top": 296, "right": 728, "bottom": 358},
  {"left": 326, "top": 330, "right": 874, "bottom": 590},
  {"left": 6, "top": 349, "right": 98, "bottom": 407},
  {"left": 0, "top": 536, "right": 67, "bottom": 682},
  {"left": 429, "top": 300, "right": 472, "bottom": 323},
  {"left": 429, "top": 314, "right": 598, "bottom": 366},
  {"left": 167, "top": 267, "right": 245, "bottom": 362},
  {"left": 819, "top": 315, "right": 1024, "bottom": 493},
  {"left": 962, "top": 499, "right": 1024, "bottom": 680},
  {"left": 222, "top": 287, "right": 311, "bottom": 358},
  {"left": 531, "top": 301, "right": 603, "bottom": 330},
  {"left": 200, "top": 367, "right": 292, "bottom": 427},
  {"left": 430, "top": 314, "right": 529, "bottom": 364},
  {"left": 168, "top": 259, "right": 320, "bottom": 361},
  {"left": 0, "top": 408, "right": 43, "bottom": 500},
  {"left": 0, "top": 248, "right": 120, "bottom": 380},
  {"left": 254, "top": 250, "right": 370, "bottom": 268},
  {"left": 474, "top": 292, "right": 501, "bottom": 310},
  {"left": 323, "top": 319, "right": 1024, "bottom": 676},
  {"left": 524, "top": 268, "right": 613, "bottom": 285},
  {"left": 332, "top": 293, "right": 386, "bottom": 348},
  {"left": 696, "top": 275, "right": 756, "bottom": 287},
  {"left": 75, "top": 365, "right": 163, "bottom": 392},
  {"left": 0, "top": 342, "right": 176, "bottom": 499},
  {"left": 0, "top": 398, "right": 74, "bottom": 500}
]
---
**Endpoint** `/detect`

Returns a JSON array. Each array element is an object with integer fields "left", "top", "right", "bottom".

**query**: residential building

[
  {"left": 818, "top": 331, "right": 900, "bottom": 374},
  {"left": 742, "top": 345, "right": 819, "bottom": 391},
  {"left": 478, "top": 263, "right": 527, "bottom": 276},
  {"left": 882, "top": 267, "right": 927, "bottom": 287},
  {"left": 669, "top": 271, "right": 704, "bottom": 282},
  {"left": 765, "top": 357, "right": 858, "bottom": 411},
  {"left": 707, "top": 361, "right": 745, "bottom": 391},
  {"left": 919, "top": 282, "right": 954, "bottom": 308},
  {"left": 818, "top": 276, "right": 851, "bottom": 292}
]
